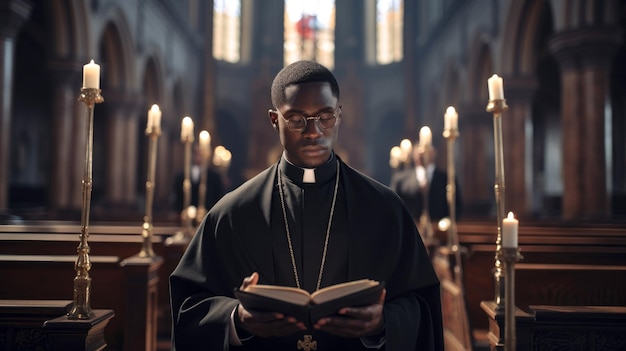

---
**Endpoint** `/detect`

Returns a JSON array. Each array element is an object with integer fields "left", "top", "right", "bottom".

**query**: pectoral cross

[{"left": 297, "top": 334, "right": 317, "bottom": 351}]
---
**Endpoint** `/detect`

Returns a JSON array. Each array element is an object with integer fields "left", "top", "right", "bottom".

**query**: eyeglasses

[{"left": 274, "top": 107, "right": 341, "bottom": 132}]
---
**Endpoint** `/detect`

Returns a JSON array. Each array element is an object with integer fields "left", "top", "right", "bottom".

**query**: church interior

[{"left": 0, "top": 0, "right": 625, "bottom": 350}]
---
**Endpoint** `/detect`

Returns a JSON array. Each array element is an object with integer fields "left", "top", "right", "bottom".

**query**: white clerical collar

[
  {"left": 281, "top": 152, "right": 338, "bottom": 184},
  {"left": 302, "top": 168, "right": 316, "bottom": 183},
  {"left": 282, "top": 153, "right": 317, "bottom": 183}
]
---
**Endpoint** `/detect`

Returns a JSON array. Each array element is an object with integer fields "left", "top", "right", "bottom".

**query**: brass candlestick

[
  {"left": 138, "top": 123, "right": 161, "bottom": 257},
  {"left": 497, "top": 247, "right": 522, "bottom": 351},
  {"left": 68, "top": 87, "right": 103, "bottom": 320},
  {"left": 196, "top": 149, "right": 210, "bottom": 222},
  {"left": 443, "top": 127, "right": 462, "bottom": 282},
  {"left": 167, "top": 134, "right": 194, "bottom": 245},
  {"left": 486, "top": 98, "right": 509, "bottom": 311},
  {"left": 417, "top": 144, "right": 434, "bottom": 245}
]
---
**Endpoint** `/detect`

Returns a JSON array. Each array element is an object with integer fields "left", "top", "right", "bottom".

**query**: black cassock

[{"left": 170, "top": 155, "right": 444, "bottom": 350}]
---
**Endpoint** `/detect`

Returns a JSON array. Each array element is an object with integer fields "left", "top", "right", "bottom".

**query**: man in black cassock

[
  {"left": 170, "top": 60, "right": 444, "bottom": 350},
  {"left": 390, "top": 144, "right": 463, "bottom": 222}
]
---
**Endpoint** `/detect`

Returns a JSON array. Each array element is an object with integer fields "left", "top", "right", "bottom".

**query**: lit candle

[
  {"left": 488, "top": 74, "right": 504, "bottom": 101},
  {"left": 181, "top": 117, "right": 194, "bottom": 142},
  {"left": 221, "top": 149, "right": 232, "bottom": 169},
  {"left": 389, "top": 146, "right": 402, "bottom": 168},
  {"left": 199, "top": 130, "right": 211, "bottom": 155},
  {"left": 444, "top": 106, "right": 458, "bottom": 132},
  {"left": 213, "top": 145, "right": 225, "bottom": 167},
  {"left": 147, "top": 104, "right": 162, "bottom": 131},
  {"left": 502, "top": 211, "right": 519, "bottom": 248},
  {"left": 187, "top": 205, "right": 197, "bottom": 220},
  {"left": 400, "top": 139, "right": 412, "bottom": 163},
  {"left": 83, "top": 59, "right": 101, "bottom": 89},
  {"left": 419, "top": 126, "right": 432, "bottom": 147}
]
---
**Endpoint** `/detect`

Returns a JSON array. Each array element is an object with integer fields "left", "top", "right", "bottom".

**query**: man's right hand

[{"left": 235, "top": 272, "right": 307, "bottom": 337}]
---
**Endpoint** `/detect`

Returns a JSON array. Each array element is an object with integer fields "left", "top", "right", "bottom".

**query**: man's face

[{"left": 269, "top": 82, "right": 340, "bottom": 168}]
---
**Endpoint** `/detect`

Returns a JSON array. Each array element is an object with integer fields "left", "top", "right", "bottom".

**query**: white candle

[
  {"left": 187, "top": 205, "right": 197, "bottom": 220},
  {"left": 199, "top": 130, "right": 211, "bottom": 155},
  {"left": 222, "top": 149, "right": 232, "bottom": 169},
  {"left": 83, "top": 59, "right": 101, "bottom": 89},
  {"left": 213, "top": 145, "right": 225, "bottom": 166},
  {"left": 147, "top": 104, "right": 162, "bottom": 131},
  {"left": 444, "top": 106, "right": 458, "bottom": 132},
  {"left": 181, "top": 117, "right": 194, "bottom": 142},
  {"left": 488, "top": 74, "right": 504, "bottom": 101},
  {"left": 389, "top": 146, "right": 402, "bottom": 168},
  {"left": 502, "top": 211, "right": 519, "bottom": 248},
  {"left": 400, "top": 139, "right": 412, "bottom": 162},
  {"left": 419, "top": 126, "right": 432, "bottom": 147}
]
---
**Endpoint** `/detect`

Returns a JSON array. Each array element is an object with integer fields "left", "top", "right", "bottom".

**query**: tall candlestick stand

[
  {"left": 68, "top": 87, "right": 103, "bottom": 320},
  {"left": 498, "top": 247, "right": 522, "bottom": 351},
  {"left": 138, "top": 123, "right": 161, "bottom": 257},
  {"left": 417, "top": 145, "right": 434, "bottom": 246},
  {"left": 167, "top": 136, "right": 194, "bottom": 245},
  {"left": 443, "top": 127, "right": 462, "bottom": 283},
  {"left": 196, "top": 149, "right": 210, "bottom": 222},
  {"left": 486, "top": 98, "right": 508, "bottom": 311}
]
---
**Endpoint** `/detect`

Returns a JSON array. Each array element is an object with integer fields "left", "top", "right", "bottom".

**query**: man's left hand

[{"left": 312, "top": 288, "right": 386, "bottom": 338}]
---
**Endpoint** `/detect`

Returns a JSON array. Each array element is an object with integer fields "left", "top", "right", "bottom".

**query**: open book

[{"left": 234, "top": 279, "right": 383, "bottom": 329}]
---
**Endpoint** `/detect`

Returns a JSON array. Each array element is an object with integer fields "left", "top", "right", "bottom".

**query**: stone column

[
  {"left": 0, "top": 0, "right": 31, "bottom": 209},
  {"left": 48, "top": 59, "right": 83, "bottom": 211},
  {"left": 549, "top": 28, "right": 620, "bottom": 219}
]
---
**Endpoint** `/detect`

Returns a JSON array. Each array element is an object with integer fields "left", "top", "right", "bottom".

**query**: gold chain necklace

[{"left": 277, "top": 160, "right": 340, "bottom": 291}]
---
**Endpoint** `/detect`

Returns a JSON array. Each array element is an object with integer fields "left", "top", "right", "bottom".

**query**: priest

[{"left": 170, "top": 60, "right": 443, "bottom": 350}]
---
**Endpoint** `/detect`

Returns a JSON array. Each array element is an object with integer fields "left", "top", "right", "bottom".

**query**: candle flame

[{"left": 507, "top": 211, "right": 515, "bottom": 219}]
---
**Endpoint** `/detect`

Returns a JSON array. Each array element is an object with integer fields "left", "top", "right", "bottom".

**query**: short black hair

[{"left": 271, "top": 60, "right": 340, "bottom": 109}]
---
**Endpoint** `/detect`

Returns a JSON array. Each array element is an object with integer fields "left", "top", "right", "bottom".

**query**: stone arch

[
  {"left": 99, "top": 14, "right": 135, "bottom": 90},
  {"left": 46, "top": 0, "right": 89, "bottom": 58},
  {"left": 91, "top": 9, "right": 137, "bottom": 208},
  {"left": 500, "top": 0, "right": 550, "bottom": 75}
]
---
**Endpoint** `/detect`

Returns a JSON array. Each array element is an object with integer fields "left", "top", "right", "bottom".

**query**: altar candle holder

[
  {"left": 442, "top": 125, "right": 462, "bottom": 282},
  {"left": 417, "top": 144, "right": 434, "bottom": 245},
  {"left": 138, "top": 115, "right": 161, "bottom": 257},
  {"left": 486, "top": 98, "right": 509, "bottom": 311},
  {"left": 196, "top": 144, "right": 211, "bottom": 222},
  {"left": 497, "top": 247, "right": 522, "bottom": 351},
  {"left": 168, "top": 129, "right": 195, "bottom": 245},
  {"left": 68, "top": 87, "right": 103, "bottom": 320}
]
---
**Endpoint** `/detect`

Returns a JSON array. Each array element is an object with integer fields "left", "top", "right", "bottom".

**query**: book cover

[{"left": 234, "top": 279, "right": 384, "bottom": 329}]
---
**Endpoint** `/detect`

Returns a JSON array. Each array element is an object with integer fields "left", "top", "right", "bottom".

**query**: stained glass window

[
  {"left": 284, "top": 0, "right": 336, "bottom": 69},
  {"left": 376, "top": 0, "right": 403, "bottom": 64},
  {"left": 213, "top": 0, "right": 241, "bottom": 63}
]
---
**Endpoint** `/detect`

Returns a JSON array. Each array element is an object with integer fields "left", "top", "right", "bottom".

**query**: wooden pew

[
  {"left": 518, "top": 305, "right": 626, "bottom": 350},
  {"left": 0, "top": 299, "right": 115, "bottom": 351},
  {"left": 0, "top": 221, "right": 183, "bottom": 350},
  {"left": 454, "top": 220, "right": 626, "bottom": 338}
]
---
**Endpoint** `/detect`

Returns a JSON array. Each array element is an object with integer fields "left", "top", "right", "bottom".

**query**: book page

[
  {"left": 243, "top": 284, "right": 312, "bottom": 305},
  {"left": 310, "top": 279, "right": 379, "bottom": 304}
]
